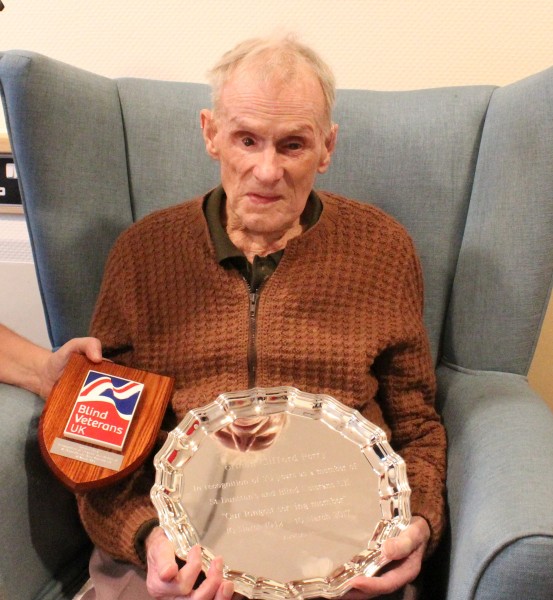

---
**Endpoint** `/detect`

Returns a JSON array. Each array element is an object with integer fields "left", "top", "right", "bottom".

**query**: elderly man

[{"left": 77, "top": 36, "right": 446, "bottom": 600}]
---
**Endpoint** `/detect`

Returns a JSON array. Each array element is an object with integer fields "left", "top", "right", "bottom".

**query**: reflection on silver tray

[{"left": 152, "top": 387, "right": 411, "bottom": 599}]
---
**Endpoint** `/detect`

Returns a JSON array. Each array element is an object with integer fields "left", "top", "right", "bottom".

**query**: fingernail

[
  {"left": 210, "top": 556, "right": 223, "bottom": 572},
  {"left": 399, "top": 537, "right": 413, "bottom": 555}
]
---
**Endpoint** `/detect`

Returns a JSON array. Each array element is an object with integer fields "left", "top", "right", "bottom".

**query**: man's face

[{"left": 201, "top": 63, "right": 337, "bottom": 240}]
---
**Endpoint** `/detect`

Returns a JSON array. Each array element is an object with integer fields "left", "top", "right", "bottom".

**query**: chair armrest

[
  {"left": 436, "top": 364, "right": 553, "bottom": 600},
  {"left": 0, "top": 383, "right": 91, "bottom": 600}
]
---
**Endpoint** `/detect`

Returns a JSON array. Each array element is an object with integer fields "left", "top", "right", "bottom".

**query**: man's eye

[
  {"left": 285, "top": 142, "right": 302, "bottom": 151},
  {"left": 242, "top": 137, "right": 255, "bottom": 147}
]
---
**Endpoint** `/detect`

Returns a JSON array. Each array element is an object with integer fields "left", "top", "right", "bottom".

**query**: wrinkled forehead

[{"left": 217, "top": 59, "right": 328, "bottom": 131}]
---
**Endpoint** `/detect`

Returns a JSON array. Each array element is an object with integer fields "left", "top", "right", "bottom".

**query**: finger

[
  {"left": 348, "top": 526, "right": 427, "bottom": 598},
  {"left": 82, "top": 337, "right": 103, "bottom": 362},
  {"left": 382, "top": 534, "right": 415, "bottom": 561},
  {"left": 374, "top": 547, "right": 424, "bottom": 591},
  {"left": 215, "top": 580, "right": 234, "bottom": 600},
  {"left": 372, "top": 552, "right": 422, "bottom": 592},
  {"left": 67, "top": 337, "right": 103, "bottom": 362},
  {"left": 52, "top": 338, "right": 103, "bottom": 371},
  {"left": 147, "top": 543, "right": 203, "bottom": 598},
  {"left": 382, "top": 517, "right": 429, "bottom": 561},
  {"left": 187, "top": 556, "right": 225, "bottom": 600},
  {"left": 174, "top": 545, "right": 205, "bottom": 595},
  {"left": 349, "top": 565, "right": 417, "bottom": 599},
  {"left": 348, "top": 574, "right": 399, "bottom": 598},
  {"left": 147, "top": 529, "right": 179, "bottom": 583}
]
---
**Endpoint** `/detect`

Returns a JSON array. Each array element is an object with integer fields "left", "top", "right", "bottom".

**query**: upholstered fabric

[
  {"left": 444, "top": 68, "right": 553, "bottom": 374},
  {"left": 475, "top": 535, "right": 553, "bottom": 600},
  {"left": 0, "top": 383, "right": 91, "bottom": 600},
  {"left": 318, "top": 86, "right": 495, "bottom": 362},
  {"left": 0, "top": 52, "right": 132, "bottom": 346},
  {"left": 436, "top": 364, "right": 553, "bottom": 600}
]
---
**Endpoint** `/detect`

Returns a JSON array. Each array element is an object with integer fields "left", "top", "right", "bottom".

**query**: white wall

[
  {"left": 0, "top": 213, "right": 51, "bottom": 346},
  {"left": 0, "top": 0, "right": 551, "bottom": 400}
]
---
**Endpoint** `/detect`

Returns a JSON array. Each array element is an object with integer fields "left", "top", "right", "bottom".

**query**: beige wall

[
  {"left": 1, "top": 1, "right": 553, "bottom": 100},
  {"left": 0, "top": 0, "right": 551, "bottom": 405}
]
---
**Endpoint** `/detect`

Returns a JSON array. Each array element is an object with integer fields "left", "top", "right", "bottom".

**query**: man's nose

[{"left": 253, "top": 147, "right": 283, "bottom": 183}]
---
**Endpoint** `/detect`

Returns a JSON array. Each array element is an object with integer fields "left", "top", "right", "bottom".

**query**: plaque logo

[{"left": 63, "top": 370, "right": 144, "bottom": 451}]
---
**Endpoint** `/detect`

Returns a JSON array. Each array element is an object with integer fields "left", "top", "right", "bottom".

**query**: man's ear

[
  {"left": 200, "top": 109, "right": 219, "bottom": 160},
  {"left": 318, "top": 123, "right": 338, "bottom": 174}
]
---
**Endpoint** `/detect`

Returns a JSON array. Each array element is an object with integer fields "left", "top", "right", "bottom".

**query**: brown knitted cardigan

[{"left": 78, "top": 190, "right": 446, "bottom": 566}]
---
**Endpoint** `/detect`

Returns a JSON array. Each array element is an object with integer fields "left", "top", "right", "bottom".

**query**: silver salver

[{"left": 151, "top": 387, "right": 411, "bottom": 600}]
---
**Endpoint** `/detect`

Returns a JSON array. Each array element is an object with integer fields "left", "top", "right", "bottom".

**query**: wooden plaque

[{"left": 39, "top": 353, "right": 174, "bottom": 492}]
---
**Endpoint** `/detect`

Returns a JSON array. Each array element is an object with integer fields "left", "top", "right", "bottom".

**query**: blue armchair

[{"left": 1, "top": 51, "right": 552, "bottom": 600}]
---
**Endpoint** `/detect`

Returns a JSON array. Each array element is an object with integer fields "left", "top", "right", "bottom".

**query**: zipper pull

[{"left": 249, "top": 292, "right": 257, "bottom": 318}]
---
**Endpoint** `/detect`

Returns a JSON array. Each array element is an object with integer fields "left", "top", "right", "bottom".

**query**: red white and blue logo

[{"left": 64, "top": 370, "right": 144, "bottom": 451}]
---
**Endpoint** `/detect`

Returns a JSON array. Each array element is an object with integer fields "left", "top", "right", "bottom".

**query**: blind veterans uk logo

[{"left": 64, "top": 370, "right": 144, "bottom": 451}]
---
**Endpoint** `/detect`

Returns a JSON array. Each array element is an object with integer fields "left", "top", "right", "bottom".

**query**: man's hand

[
  {"left": 146, "top": 527, "right": 234, "bottom": 600},
  {"left": 342, "top": 516, "right": 429, "bottom": 599},
  {"left": 39, "top": 337, "right": 103, "bottom": 399}
]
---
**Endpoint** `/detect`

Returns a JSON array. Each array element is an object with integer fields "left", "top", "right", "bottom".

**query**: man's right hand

[{"left": 145, "top": 527, "right": 234, "bottom": 600}]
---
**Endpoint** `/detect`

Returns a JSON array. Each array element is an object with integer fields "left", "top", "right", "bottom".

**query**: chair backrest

[{"left": 1, "top": 50, "right": 551, "bottom": 374}]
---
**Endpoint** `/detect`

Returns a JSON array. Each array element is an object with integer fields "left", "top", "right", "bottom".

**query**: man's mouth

[{"left": 247, "top": 193, "right": 281, "bottom": 204}]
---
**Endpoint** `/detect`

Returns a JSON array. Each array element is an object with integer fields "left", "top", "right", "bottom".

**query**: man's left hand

[{"left": 341, "top": 516, "right": 429, "bottom": 599}]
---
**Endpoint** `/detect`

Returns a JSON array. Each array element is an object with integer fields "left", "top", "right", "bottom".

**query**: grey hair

[{"left": 206, "top": 34, "right": 336, "bottom": 130}]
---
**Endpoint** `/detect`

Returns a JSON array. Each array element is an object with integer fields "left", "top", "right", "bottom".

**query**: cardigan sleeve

[
  {"left": 76, "top": 457, "right": 159, "bottom": 566},
  {"left": 77, "top": 231, "right": 158, "bottom": 566},
  {"left": 372, "top": 237, "right": 447, "bottom": 556},
  {"left": 88, "top": 229, "right": 137, "bottom": 364}
]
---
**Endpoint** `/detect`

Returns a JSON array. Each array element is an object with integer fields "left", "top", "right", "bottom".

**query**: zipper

[
  {"left": 245, "top": 280, "right": 263, "bottom": 388},
  {"left": 243, "top": 253, "right": 274, "bottom": 387}
]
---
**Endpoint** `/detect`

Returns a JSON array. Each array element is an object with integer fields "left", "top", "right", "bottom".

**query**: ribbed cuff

[{"left": 133, "top": 518, "right": 160, "bottom": 566}]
